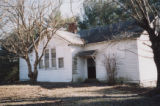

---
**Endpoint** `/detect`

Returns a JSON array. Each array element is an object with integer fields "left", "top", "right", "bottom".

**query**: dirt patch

[{"left": 0, "top": 83, "right": 159, "bottom": 106}]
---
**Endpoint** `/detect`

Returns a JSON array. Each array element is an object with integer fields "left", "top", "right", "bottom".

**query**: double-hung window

[
  {"left": 44, "top": 49, "right": 49, "bottom": 68},
  {"left": 51, "top": 49, "right": 56, "bottom": 68},
  {"left": 39, "top": 48, "right": 64, "bottom": 70}
]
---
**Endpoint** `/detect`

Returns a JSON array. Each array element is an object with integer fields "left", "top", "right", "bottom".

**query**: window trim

[{"left": 39, "top": 48, "right": 58, "bottom": 70}]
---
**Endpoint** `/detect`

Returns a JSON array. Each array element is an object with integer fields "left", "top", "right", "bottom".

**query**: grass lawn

[{"left": 0, "top": 82, "right": 160, "bottom": 106}]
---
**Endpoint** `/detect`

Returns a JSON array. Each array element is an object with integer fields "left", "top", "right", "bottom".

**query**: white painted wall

[
  {"left": 120, "top": 40, "right": 140, "bottom": 83},
  {"left": 19, "top": 35, "right": 73, "bottom": 82},
  {"left": 83, "top": 39, "right": 140, "bottom": 83},
  {"left": 19, "top": 30, "right": 157, "bottom": 86},
  {"left": 137, "top": 32, "right": 157, "bottom": 87},
  {"left": 70, "top": 45, "right": 87, "bottom": 82},
  {"left": 19, "top": 58, "right": 29, "bottom": 81}
]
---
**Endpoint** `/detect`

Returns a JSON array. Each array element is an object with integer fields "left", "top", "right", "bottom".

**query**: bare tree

[
  {"left": 0, "top": 0, "right": 65, "bottom": 81},
  {"left": 112, "top": 0, "right": 160, "bottom": 88}
]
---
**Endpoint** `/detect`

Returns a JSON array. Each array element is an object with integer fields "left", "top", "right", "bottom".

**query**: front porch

[{"left": 72, "top": 50, "right": 98, "bottom": 82}]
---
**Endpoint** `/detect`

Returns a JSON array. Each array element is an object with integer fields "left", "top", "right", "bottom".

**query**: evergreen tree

[{"left": 77, "top": 0, "right": 130, "bottom": 30}]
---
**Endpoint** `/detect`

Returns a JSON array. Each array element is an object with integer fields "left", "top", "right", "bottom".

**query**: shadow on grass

[
  {"left": 0, "top": 81, "right": 153, "bottom": 91},
  {"left": 79, "top": 85, "right": 152, "bottom": 95},
  {"left": 0, "top": 82, "right": 157, "bottom": 106},
  {"left": 0, "top": 81, "right": 110, "bottom": 89},
  {"left": 1, "top": 95, "right": 160, "bottom": 106}
]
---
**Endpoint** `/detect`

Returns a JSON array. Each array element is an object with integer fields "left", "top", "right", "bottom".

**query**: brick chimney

[{"left": 67, "top": 22, "right": 77, "bottom": 33}]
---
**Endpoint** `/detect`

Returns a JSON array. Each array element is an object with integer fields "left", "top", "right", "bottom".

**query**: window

[
  {"left": 39, "top": 48, "right": 58, "bottom": 69},
  {"left": 44, "top": 49, "right": 49, "bottom": 68},
  {"left": 51, "top": 49, "right": 56, "bottom": 68},
  {"left": 58, "top": 58, "right": 64, "bottom": 68},
  {"left": 39, "top": 58, "right": 43, "bottom": 69},
  {"left": 72, "top": 57, "right": 77, "bottom": 74}
]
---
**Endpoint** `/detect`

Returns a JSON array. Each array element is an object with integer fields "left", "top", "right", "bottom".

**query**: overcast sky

[
  {"left": 60, "top": 0, "right": 84, "bottom": 18},
  {"left": 0, "top": 0, "right": 84, "bottom": 38}
]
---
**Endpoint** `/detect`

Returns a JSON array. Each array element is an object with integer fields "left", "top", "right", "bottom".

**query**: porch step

[{"left": 84, "top": 79, "right": 100, "bottom": 83}]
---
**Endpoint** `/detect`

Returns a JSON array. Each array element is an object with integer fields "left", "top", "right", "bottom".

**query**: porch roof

[{"left": 77, "top": 50, "right": 96, "bottom": 57}]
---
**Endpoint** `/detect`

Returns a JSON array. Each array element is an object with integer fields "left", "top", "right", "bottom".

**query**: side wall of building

[
  {"left": 19, "top": 36, "right": 73, "bottom": 82},
  {"left": 83, "top": 39, "right": 140, "bottom": 83},
  {"left": 19, "top": 57, "right": 29, "bottom": 81}
]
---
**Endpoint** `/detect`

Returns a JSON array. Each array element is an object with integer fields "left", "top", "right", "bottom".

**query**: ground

[{"left": 0, "top": 82, "right": 160, "bottom": 106}]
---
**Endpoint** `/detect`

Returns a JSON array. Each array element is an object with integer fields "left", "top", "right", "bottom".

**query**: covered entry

[{"left": 77, "top": 50, "right": 96, "bottom": 79}]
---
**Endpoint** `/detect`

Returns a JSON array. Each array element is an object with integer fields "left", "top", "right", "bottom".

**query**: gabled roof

[
  {"left": 56, "top": 30, "right": 84, "bottom": 45},
  {"left": 28, "top": 30, "right": 85, "bottom": 51},
  {"left": 78, "top": 20, "right": 144, "bottom": 44}
]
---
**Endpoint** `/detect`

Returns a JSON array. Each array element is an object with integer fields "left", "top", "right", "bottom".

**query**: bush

[
  {"left": 104, "top": 54, "right": 117, "bottom": 85},
  {"left": 4, "top": 66, "right": 19, "bottom": 82},
  {"left": 0, "top": 57, "right": 19, "bottom": 83}
]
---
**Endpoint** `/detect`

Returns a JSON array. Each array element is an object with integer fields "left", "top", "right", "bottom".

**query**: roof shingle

[{"left": 78, "top": 20, "right": 143, "bottom": 43}]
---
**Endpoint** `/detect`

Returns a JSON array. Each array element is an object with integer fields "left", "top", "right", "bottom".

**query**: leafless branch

[{"left": 0, "top": 0, "right": 65, "bottom": 81}]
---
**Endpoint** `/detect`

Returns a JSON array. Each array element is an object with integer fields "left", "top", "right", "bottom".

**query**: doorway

[{"left": 87, "top": 58, "right": 96, "bottom": 79}]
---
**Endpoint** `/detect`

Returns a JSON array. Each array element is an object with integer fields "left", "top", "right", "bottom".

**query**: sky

[
  {"left": 0, "top": 0, "right": 84, "bottom": 38},
  {"left": 60, "top": 0, "right": 84, "bottom": 18},
  {"left": 24, "top": 0, "right": 84, "bottom": 18}
]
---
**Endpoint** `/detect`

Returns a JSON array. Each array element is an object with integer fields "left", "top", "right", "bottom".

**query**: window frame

[
  {"left": 44, "top": 49, "right": 50, "bottom": 69},
  {"left": 58, "top": 57, "right": 64, "bottom": 69}
]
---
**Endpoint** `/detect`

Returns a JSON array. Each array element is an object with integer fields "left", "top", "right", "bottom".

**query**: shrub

[
  {"left": 4, "top": 66, "right": 19, "bottom": 82},
  {"left": 104, "top": 54, "right": 117, "bottom": 85},
  {"left": 0, "top": 56, "right": 19, "bottom": 83}
]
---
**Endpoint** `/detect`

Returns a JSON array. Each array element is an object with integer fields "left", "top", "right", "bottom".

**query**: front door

[{"left": 87, "top": 58, "right": 96, "bottom": 79}]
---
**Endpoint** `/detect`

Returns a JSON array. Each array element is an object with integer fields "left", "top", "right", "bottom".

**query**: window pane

[
  {"left": 58, "top": 58, "right": 64, "bottom": 68},
  {"left": 52, "top": 58, "right": 56, "bottom": 67},
  {"left": 51, "top": 49, "right": 56, "bottom": 58},
  {"left": 45, "top": 49, "right": 49, "bottom": 68},
  {"left": 72, "top": 57, "right": 77, "bottom": 74},
  {"left": 51, "top": 49, "right": 56, "bottom": 67},
  {"left": 39, "top": 59, "right": 43, "bottom": 69}
]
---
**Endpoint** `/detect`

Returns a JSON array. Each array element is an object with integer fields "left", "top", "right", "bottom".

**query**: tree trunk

[
  {"left": 32, "top": 64, "right": 38, "bottom": 82},
  {"left": 152, "top": 45, "right": 160, "bottom": 88},
  {"left": 145, "top": 44, "right": 160, "bottom": 96},
  {"left": 155, "top": 61, "right": 160, "bottom": 88},
  {"left": 147, "top": 28, "right": 160, "bottom": 88},
  {"left": 25, "top": 58, "right": 38, "bottom": 82}
]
